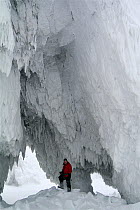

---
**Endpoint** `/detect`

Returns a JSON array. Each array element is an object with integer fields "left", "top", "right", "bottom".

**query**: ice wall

[
  {"left": 0, "top": 61, "right": 23, "bottom": 192},
  {"left": 1, "top": 0, "right": 140, "bottom": 203},
  {"left": 0, "top": 0, "right": 15, "bottom": 76},
  {"left": 81, "top": 0, "right": 140, "bottom": 203},
  {"left": 0, "top": 0, "right": 23, "bottom": 194}
]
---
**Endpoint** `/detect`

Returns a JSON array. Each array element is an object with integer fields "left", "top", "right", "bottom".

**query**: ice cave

[{"left": 0, "top": 0, "right": 140, "bottom": 208}]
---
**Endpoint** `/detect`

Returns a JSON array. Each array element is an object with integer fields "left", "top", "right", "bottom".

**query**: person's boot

[
  {"left": 67, "top": 187, "right": 71, "bottom": 192},
  {"left": 58, "top": 182, "right": 64, "bottom": 189}
]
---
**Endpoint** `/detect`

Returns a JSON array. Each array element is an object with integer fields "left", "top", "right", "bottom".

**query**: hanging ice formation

[{"left": 0, "top": 0, "right": 140, "bottom": 204}]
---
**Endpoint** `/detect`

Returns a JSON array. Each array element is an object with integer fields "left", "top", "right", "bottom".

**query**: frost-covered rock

[{"left": 0, "top": 0, "right": 140, "bottom": 203}]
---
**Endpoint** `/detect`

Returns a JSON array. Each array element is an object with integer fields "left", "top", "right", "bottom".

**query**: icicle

[{"left": 0, "top": 0, "right": 15, "bottom": 76}]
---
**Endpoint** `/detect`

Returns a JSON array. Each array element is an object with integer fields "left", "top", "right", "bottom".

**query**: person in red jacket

[{"left": 58, "top": 159, "right": 72, "bottom": 192}]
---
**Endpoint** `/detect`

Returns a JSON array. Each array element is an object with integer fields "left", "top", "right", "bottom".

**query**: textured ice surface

[
  {"left": 0, "top": 0, "right": 15, "bottom": 76},
  {"left": 0, "top": 187, "right": 134, "bottom": 210},
  {"left": 0, "top": 0, "right": 140, "bottom": 203},
  {"left": 2, "top": 187, "right": 140, "bottom": 210},
  {"left": 0, "top": 63, "right": 22, "bottom": 193}
]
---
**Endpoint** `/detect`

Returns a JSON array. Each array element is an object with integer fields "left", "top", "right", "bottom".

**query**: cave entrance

[
  {"left": 2, "top": 147, "right": 121, "bottom": 204},
  {"left": 91, "top": 173, "right": 120, "bottom": 198},
  {"left": 2, "top": 147, "right": 56, "bottom": 204}
]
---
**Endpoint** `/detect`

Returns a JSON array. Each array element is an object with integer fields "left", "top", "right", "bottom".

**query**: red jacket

[{"left": 62, "top": 162, "right": 72, "bottom": 177}]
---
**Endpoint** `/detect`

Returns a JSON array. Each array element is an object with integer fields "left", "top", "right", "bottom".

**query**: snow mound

[{"left": 1, "top": 187, "right": 140, "bottom": 210}]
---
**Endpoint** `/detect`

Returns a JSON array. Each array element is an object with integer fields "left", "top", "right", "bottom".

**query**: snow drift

[
  {"left": 0, "top": 187, "right": 128, "bottom": 210},
  {"left": 0, "top": 0, "right": 140, "bottom": 204}
]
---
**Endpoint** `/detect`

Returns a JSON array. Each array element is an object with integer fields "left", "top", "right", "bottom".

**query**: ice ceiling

[{"left": 0, "top": 0, "right": 140, "bottom": 204}]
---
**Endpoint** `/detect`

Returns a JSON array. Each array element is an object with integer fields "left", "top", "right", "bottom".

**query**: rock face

[{"left": 0, "top": 0, "right": 140, "bottom": 203}]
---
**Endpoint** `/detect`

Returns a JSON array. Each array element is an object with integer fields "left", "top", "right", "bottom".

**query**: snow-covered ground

[
  {"left": 2, "top": 180, "right": 55, "bottom": 205},
  {"left": 2, "top": 187, "right": 140, "bottom": 210},
  {"left": 0, "top": 187, "right": 126, "bottom": 210},
  {"left": 1, "top": 147, "right": 140, "bottom": 209}
]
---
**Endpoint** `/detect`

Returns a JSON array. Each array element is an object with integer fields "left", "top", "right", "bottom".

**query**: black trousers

[{"left": 59, "top": 174, "right": 71, "bottom": 189}]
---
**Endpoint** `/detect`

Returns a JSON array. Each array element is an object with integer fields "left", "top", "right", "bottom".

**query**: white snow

[
  {"left": 6, "top": 147, "right": 52, "bottom": 186},
  {"left": 2, "top": 187, "right": 140, "bottom": 210}
]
